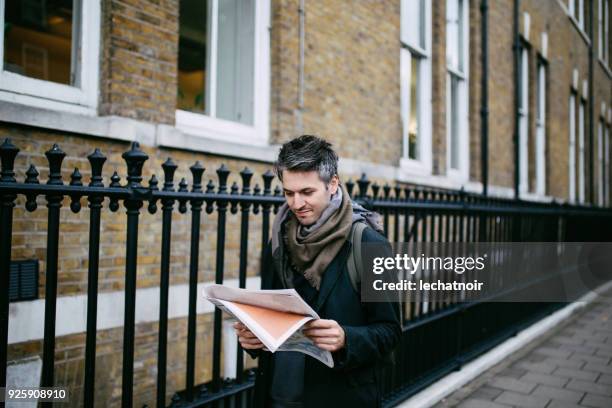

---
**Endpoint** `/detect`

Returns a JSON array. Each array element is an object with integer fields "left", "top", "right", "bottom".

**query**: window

[
  {"left": 446, "top": 0, "right": 469, "bottom": 180},
  {"left": 569, "top": 0, "right": 589, "bottom": 31},
  {"left": 535, "top": 59, "right": 547, "bottom": 196},
  {"left": 599, "top": 0, "right": 610, "bottom": 63},
  {"left": 606, "top": 123, "right": 611, "bottom": 206},
  {"left": 518, "top": 47, "right": 529, "bottom": 194},
  {"left": 400, "top": 0, "right": 432, "bottom": 174},
  {"left": 598, "top": 119, "right": 605, "bottom": 206},
  {"left": 0, "top": 0, "right": 100, "bottom": 113},
  {"left": 578, "top": 97, "right": 586, "bottom": 204},
  {"left": 569, "top": 91, "right": 577, "bottom": 203},
  {"left": 176, "top": 0, "right": 270, "bottom": 145}
]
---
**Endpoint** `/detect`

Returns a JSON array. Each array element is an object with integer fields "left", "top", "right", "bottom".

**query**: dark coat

[{"left": 248, "top": 226, "right": 401, "bottom": 408}]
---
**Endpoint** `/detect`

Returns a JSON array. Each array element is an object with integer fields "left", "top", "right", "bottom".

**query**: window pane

[
  {"left": 216, "top": 0, "right": 255, "bottom": 125},
  {"left": 178, "top": 0, "right": 208, "bottom": 113},
  {"left": 446, "top": 0, "right": 458, "bottom": 68},
  {"left": 450, "top": 75, "right": 460, "bottom": 170},
  {"left": 3, "top": 0, "right": 74, "bottom": 84},
  {"left": 408, "top": 55, "right": 420, "bottom": 160}
]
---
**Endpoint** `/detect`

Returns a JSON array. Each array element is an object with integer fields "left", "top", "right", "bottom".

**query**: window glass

[
  {"left": 177, "top": 0, "right": 255, "bottom": 125},
  {"left": 3, "top": 0, "right": 75, "bottom": 85}
]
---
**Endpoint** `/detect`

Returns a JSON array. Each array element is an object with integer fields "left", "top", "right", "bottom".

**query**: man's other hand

[
  {"left": 302, "top": 319, "right": 346, "bottom": 352},
  {"left": 234, "top": 322, "right": 265, "bottom": 350}
]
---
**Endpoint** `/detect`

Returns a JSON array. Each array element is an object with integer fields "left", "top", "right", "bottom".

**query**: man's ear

[{"left": 328, "top": 175, "right": 339, "bottom": 195}]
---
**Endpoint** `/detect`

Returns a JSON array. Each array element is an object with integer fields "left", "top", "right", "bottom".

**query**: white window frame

[
  {"left": 446, "top": 0, "right": 470, "bottom": 182},
  {"left": 569, "top": 0, "right": 586, "bottom": 29},
  {"left": 578, "top": 97, "right": 586, "bottom": 204},
  {"left": 518, "top": 47, "right": 529, "bottom": 195},
  {"left": 599, "top": 0, "right": 610, "bottom": 64},
  {"left": 535, "top": 59, "right": 547, "bottom": 196},
  {"left": 175, "top": 0, "right": 271, "bottom": 147},
  {"left": 400, "top": 0, "right": 432, "bottom": 176},
  {"left": 569, "top": 91, "right": 577, "bottom": 203},
  {"left": 0, "top": 0, "right": 100, "bottom": 115}
]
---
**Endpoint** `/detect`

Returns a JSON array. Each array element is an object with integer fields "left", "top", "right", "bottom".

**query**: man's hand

[
  {"left": 234, "top": 322, "right": 265, "bottom": 350},
  {"left": 302, "top": 319, "right": 346, "bottom": 352}
]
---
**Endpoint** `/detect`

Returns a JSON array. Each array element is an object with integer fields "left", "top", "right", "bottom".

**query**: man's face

[{"left": 281, "top": 170, "right": 339, "bottom": 226}]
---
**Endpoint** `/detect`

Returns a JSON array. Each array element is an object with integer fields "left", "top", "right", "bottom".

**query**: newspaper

[{"left": 203, "top": 284, "right": 334, "bottom": 367}]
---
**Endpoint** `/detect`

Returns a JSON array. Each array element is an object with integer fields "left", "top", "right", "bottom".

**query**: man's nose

[{"left": 293, "top": 193, "right": 305, "bottom": 208}]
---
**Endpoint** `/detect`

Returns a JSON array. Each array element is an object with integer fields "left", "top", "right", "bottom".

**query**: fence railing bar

[
  {"left": 212, "top": 165, "right": 230, "bottom": 393},
  {"left": 0, "top": 138, "right": 18, "bottom": 389},
  {"left": 41, "top": 144, "right": 65, "bottom": 402},
  {"left": 120, "top": 142, "right": 148, "bottom": 408},
  {"left": 83, "top": 148, "right": 107, "bottom": 408}
]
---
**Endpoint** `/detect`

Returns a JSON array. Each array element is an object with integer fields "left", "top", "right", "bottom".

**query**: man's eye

[{"left": 284, "top": 192, "right": 294, "bottom": 197}]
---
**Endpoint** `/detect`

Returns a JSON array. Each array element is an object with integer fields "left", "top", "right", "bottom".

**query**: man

[{"left": 234, "top": 135, "right": 401, "bottom": 407}]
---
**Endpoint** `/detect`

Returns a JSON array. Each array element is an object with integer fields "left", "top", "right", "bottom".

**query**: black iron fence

[{"left": 1, "top": 139, "right": 612, "bottom": 407}]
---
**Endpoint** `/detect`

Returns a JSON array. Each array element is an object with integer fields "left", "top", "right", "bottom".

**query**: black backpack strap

[{"left": 347, "top": 222, "right": 367, "bottom": 293}]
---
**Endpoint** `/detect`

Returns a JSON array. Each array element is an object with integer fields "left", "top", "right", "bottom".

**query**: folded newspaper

[{"left": 203, "top": 284, "right": 334, "bottom": 367}]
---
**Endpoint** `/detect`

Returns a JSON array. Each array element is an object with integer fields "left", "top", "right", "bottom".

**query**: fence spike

[
  {"left": 240, "top": 167, "right": 253, "bottom": 195},
  {"left": 87, "top": 148, "right": 106, "bottom": 187},
  {"left": 383, "top": 183, "right": 391, "bottom": 199},
  {"left": 357, "top": 173, "right": 369, "bottom": 199},
  {"left": 394, "top": 185, "right": 402, "bottom": 200},
  {"left": 230, "top": 182, "right": 239, "bottom": 214},
  {"left": 345, "top": 179, "right": 354, "bottom": 197},
  {"left": 45, "top": 143, "right": 66, "bottom": 186},
  {"left": 109, "top": 171, "right": 121, "bottom": 212},
  {"left": 190, "top": 161, "right": 205, "bottom": 193},
  {"left": 25, "top": 164, "right": 39, "bottom": 184},
  {"left": 216, "top": 164, "right": 230, "bottom": 194},
  {"left": 178, "top": 177, "right": 188, "bottom": 214},
  {"left": 252, "top": 183, "right": 261, "bottom": 214},
  {"left": 69, "top": 168, "right": 83, "bottom": 213},
  {"left": 70, "top": 168, "right": 83, "bottom": 186},
  {"left": 24, "top": 165, "right": 39, "bottom": 212},
  {"left": 161, "top": 158, "right": 178, "bottom": 191},
  {"left": 262, "top": 170, "right": 274, "bottom": 196},
  {"left": 122, "top": 141, "right": 148, "bottom": 188},
  {"left": 0, "top": 138, "right": 19, "bottom": 183},
  {"left": 372, "top": 183, "right": 380, "bottom": 200},
  {"left": 148, "top": 174, "right": 159, "bottom": 214}
]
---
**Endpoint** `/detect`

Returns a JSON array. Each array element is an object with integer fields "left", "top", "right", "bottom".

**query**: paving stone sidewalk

[{"left": 433, "top": 289, "right": 612, "bottom": 408}]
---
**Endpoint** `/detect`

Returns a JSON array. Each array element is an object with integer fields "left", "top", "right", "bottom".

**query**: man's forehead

[{"left": 281, "top": 170, "right": 326, "bottom": 189}]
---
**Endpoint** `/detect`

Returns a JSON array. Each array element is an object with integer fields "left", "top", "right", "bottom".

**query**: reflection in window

[
  {"left": 449, "top": 75, "right": 460, "bottom": 170},
  {"left": 178, "top": 0, "right": 255, "bottom": 125},
  {"left": 3, "top": 0, "right": 75, "bottom": 85},
  {"left": 446, "top": 0, "right": 467, "bottom": 174},
  {"left": 408, "top": 55, "right": 419, "bottom": 160},
  {"left": 177, "top": 0, "right": 207, "bottom": 113}
]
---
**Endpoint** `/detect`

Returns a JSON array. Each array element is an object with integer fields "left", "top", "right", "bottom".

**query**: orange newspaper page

[{"left": 232, "top": 302, "right": 307, "bottom": 342}]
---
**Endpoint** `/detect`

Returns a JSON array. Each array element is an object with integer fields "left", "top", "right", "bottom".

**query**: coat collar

[{"left": 314, "top": 241, "right": 351, "bottom": 313}]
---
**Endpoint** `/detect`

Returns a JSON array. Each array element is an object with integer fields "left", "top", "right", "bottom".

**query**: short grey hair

[{"left": 274, "top": 135, "right": 339, "bottom": 183}]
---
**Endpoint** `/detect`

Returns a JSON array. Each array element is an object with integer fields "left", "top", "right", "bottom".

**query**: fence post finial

[
  {"left": 262, "top": 170, "right": 274, "bottom": 196},
  {"left": 0, "top": 138, "right": 19, "bottom": 183},
  {"left": 216, "top": 164, "right": 230, "bottom": 194},
  {"left": 190, "top": 161, "right": 205, "bottom": 193},
  {"left": 357, "top": 173, "right": 369, "bottom": 199},
  {"left": 161, "top": 158, "right": 178, "bottom": 191},
  {"left": 122, "top": 142, "right": 148, "bottom": 188},
  {"left": 87, "top": 148, "right": 107, "bottom": 187},
  {"left": 45, "top": 143, "right": 66, "bottom": 185}
]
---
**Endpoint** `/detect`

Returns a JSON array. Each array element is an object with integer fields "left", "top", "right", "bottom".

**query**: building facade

[{"left": 1, "top": 0, "right": 611, "bottom": 406}]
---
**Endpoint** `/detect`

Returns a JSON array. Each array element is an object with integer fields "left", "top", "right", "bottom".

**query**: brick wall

[
  {"left": 99, "top": 0, "right": 179, "bottom": 124},
  {"left": 270, "top": 0, "right": 403, "bottom": 166}
]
